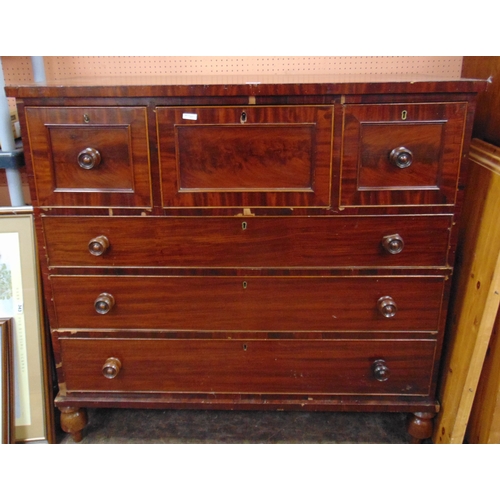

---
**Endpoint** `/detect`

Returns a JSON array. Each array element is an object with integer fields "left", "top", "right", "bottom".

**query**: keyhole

[
  {"left": 401, "top": 110, "right": 408, "bottom": 121},
  {"left": 243, "top": 344, "right": 248, "bottom": 351},
  {"left": 242, "top": 221, "right": 247, "bottom": 230},
  {"left": 242, "top": 281, "right": 248, "bottom": 289},
  {"left": 83, "top": 114, "right": 90, "bottom": 123},
  {"left": 240, "top": 111, "right": 247, "bottom": 124}
]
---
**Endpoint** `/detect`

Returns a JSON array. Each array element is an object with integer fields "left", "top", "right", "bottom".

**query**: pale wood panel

[
  {"left": 433, "top": 139, "right": 500, "bottom": 444},
  {"left": 466, "top": 311, "right": 500, "bottom": 443}
]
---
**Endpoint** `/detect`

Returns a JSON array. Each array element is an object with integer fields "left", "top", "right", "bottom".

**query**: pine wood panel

[
  {"left": 466, "top": 312, "right": 500, "bottom": 443},
  {"left": 433, "top": 139, "right": 500, "bottom": 444}
]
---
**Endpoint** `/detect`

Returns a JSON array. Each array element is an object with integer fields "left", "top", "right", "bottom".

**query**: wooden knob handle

[
  {"left": 377, "top": 296, "right": 397, "bottom": 318},
  {"left": 88, "top": 235, "right": 110, "bottom": 256},
  {"left": 382, "top": 234, "right": 404, "bottom": 254},
  {"left": 389, "top": 146, "right": 413, "bottom": 169},
  {"left": 102, "top": 357, "right": 122, "bottom": 379},
  {"left": 94, "top": 293, "right": 115, "bottom": 314},
  {"left": 77, "top": 147, "right": 101, "bottom": 169},
  {"left": 373, "top": 359, "right": 390, "bottom": 381}
]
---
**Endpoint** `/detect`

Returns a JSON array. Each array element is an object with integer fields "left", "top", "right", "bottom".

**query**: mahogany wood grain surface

[
  {"left": 4, "top": 74, "right": 487, "bottom": 99},
  {"left": 5, "top": 76, "right": 486, "bottom": 441},
  {"left": 59, "top": 338, "right": 436, "bottom": 396},
  {"left": 49, "top": 275, "right": 445, "bottom": 332},
  {"left": 42, "top": 215, "right": 453, "bottom": 269},
  {"left": 157, "top": 106, "right": 333, "bottom": 208},
  {"left": 25, "top": 106, "right": 152, "bottom": 208},
  {"left": 54, "top": 392, "right": 440, "bottom": 413},
  {"left": 177, "top": 125, "right": 314, "bottom": 189},
  {"left": 462, "top": 57, "right": 500, "bottom": 147},
  {"left": 341, "top": 102, "right": 467, "bottom": 207}
]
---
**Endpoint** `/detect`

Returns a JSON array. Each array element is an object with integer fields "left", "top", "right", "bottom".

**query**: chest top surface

[{"left": 5, "top": 74, "right": 487, "bottom": 99}]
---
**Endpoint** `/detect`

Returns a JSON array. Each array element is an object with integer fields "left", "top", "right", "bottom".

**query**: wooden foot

[
  {"left": 59, "top": 407, "right": 88, "bottom": 443},
  {"left": 407, "top": 412, "right": 436, "bottom": 443}
]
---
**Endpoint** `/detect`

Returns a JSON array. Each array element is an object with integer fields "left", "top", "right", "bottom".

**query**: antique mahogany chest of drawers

[{"left": 6, "top": 75, "right": 487, "bottom": 442}]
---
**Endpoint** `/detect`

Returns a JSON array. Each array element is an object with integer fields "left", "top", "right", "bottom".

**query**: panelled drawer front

[
  {"left": 60, "top": 338, "right": 436, "bottom": 396},
  {"left": 157, "top": 106, "right": 333, "bottom": 208},
  {"left": 341, "top": 102, "right": 467, "bottom": 207},
  {"left": 43, "top": 215, "right": 452, "bottom": 268},
  {"left": 50, "top": 276, "right": 445, "bottom": 332},
  {"left": 25, "top": 106, "right": 152, "bottom": 208}
]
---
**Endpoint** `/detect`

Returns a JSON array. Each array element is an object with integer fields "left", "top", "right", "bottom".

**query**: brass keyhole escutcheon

[
  {"left": 83, "top": 114, "right": 90, "bottom": 123},
  {"left": 243, "top": 344, "right": 248, "bottom": 351},
  {"left": 401, "top": 110, "right": 408, "bottom": 120},
  {"left": 242, "top": 281, "right": 248, "bottom": 289},
  {"left": 240, "top": 111, "right": 247, "bottom": 124},
  {"left": 242, "top": 221, "right": 247, "bottom": 230}
]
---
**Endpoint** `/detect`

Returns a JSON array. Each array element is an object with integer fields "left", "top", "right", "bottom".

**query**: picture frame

[
  {"left": 0, "top": 207, "right": 54, "bottom": 442},
  {"left": 1, "top": 318, "right": 14, "bottom": 444}
]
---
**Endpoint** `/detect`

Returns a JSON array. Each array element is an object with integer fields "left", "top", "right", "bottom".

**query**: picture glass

[
  {"left": 0, "top": 231, "right": 31, "bottom": 426},
  {"left": 0, "top": 213, "right": 47, "bottom": 441}
]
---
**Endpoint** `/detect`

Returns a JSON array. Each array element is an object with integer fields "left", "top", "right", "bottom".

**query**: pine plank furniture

[
  {"left": 467, "top": 312, "right": 500, "bottom": 443},
  {"left": 434, "top": 139, "right": 500, "bottom": 443},
  {"left": 5, "top": 74, "right": 487, "bottom": 442}
]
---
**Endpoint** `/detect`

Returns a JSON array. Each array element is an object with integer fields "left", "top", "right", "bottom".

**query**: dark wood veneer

[
  {"left": 49, "top": 275, "right": 445, "bottom": 332},
  {"left": 42, "top": 215, "right": 453, "bottom": 269},
  {"left": 157, "top": 105, "right": 333, "bottom": 208},
  {"left": 60, "top": 338, "right": 436, "bottom": 396},
  {"left": 341, "top": 102, "right": 468, "bottom": 207},
  {"left": 25, "top": 106, "right": 152, "bottom": 208},
  {"left": 6, "top": 75, "right": 486, "bottom": 442},
  {"left": 5, "top": 74, "right": 487, "bottom": 99}
]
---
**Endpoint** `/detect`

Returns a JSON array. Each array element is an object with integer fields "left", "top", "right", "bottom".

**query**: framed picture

[
  {"left": 1, "top": 318, "right": 14, "bottom": 444},
  {"left": 0, "top": 208, "right": 53, "bottom": 442}
]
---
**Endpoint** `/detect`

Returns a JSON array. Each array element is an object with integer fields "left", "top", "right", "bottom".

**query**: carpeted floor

[{"left": 57, "top": 408, "right": 420, "bottom": 444}]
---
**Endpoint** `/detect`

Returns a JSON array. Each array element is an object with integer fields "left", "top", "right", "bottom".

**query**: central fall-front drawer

[
  {"left": 50, "top": 276, "right": 445, "bottom": 331},
  {"left": 60, "top": 337, "right": 436, "bottom": 396},
  {"left": 42, "top": 215, "right": 453, "bottom": 268}
]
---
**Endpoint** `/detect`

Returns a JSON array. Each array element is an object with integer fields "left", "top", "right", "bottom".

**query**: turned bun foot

[
  {"left": 59, "top": 407, "right": 88, "bottom": 442},
  {"left": 407, "top": 411, "right": 436, "bottom": 443}
]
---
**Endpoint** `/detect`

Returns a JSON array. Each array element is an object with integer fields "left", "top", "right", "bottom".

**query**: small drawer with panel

[
  {"left": 25, "top": 106, "right": 152, "bottom": 208},
  {"left": 340, "top": 102, "right": 468, "bottom": 207},
  {"left": 157, "top": 105, "right": 334, "bottom": 208}
]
